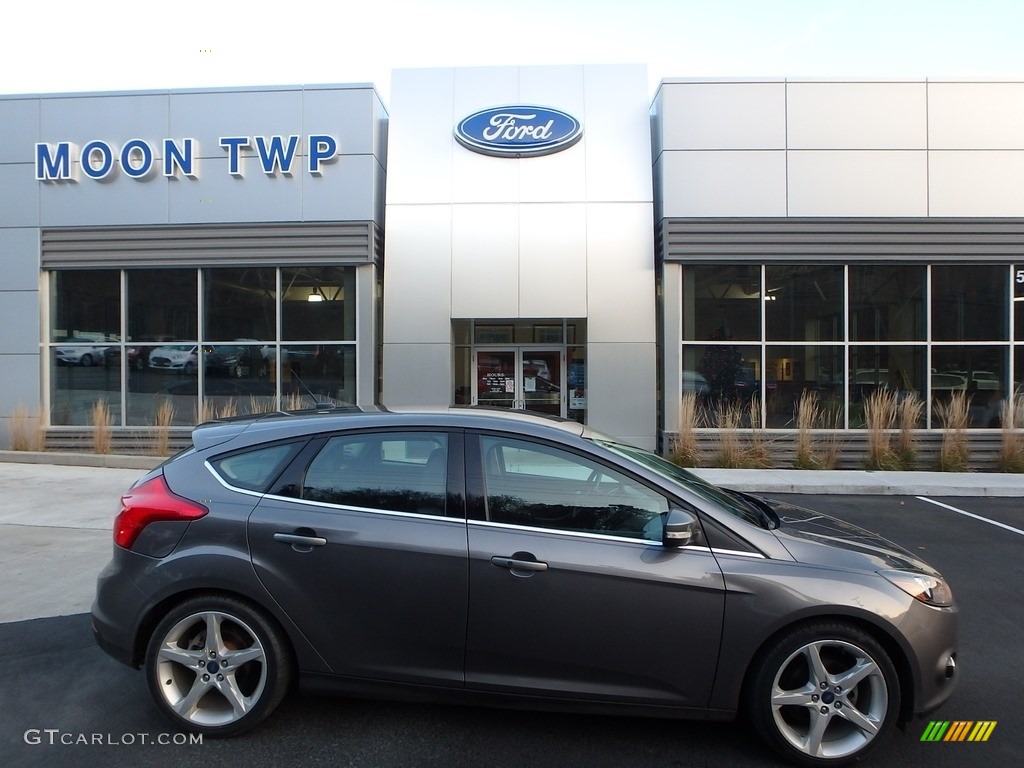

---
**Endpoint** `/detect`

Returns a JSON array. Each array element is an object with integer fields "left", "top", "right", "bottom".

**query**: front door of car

[
  {"left": 464, "top": 434, "right": 727, "bottom": 707},
  {"left": 247, "top": 430, "right": 469, "bottom": 686}
]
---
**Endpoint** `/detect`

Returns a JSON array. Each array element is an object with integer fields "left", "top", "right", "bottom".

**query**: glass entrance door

[{"left": 474, "top": 348, "right": 564, "bottom": 417}]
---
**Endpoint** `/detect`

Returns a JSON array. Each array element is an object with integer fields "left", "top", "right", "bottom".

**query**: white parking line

[{"left": 916, "top": 496, "right": 1024, "bottom": 537}]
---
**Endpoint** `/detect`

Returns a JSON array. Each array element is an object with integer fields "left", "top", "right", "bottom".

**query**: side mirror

[{"left": 663, "top": 507, "right": 699, "bottom": 548}]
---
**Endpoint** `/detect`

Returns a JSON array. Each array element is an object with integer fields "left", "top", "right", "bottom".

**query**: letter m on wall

[{"left": 36, "top": 143, "right": 74, "bottom": 180}]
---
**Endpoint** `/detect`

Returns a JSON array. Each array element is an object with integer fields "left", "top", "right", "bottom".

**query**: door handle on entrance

[{"left": 490, "top": 555, "right": 548, "bottom": 572}]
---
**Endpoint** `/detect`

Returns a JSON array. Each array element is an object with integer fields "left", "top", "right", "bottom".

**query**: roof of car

[{"left": 190, "top": 405, "right": 591, "bottom": 452}]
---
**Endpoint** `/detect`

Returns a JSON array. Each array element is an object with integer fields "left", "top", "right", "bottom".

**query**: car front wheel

[
  {"left": 747, "top": 622, "right": 900, "bottom": 767},
  {"left": 145, "top": 596, "right": 292, "bottom": 737}
]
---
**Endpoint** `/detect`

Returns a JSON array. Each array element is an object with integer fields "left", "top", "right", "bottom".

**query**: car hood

[{"left": 762, "top": 497, "right": 939, "bottom": 575}]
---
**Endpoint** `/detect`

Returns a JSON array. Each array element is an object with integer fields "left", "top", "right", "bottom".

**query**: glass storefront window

[
  {"left": 931, "top": 345, "right": 1008, "bottom": 427},
  {"left": 848, "top": 345, "right": 926, "bottom": 427},
  {"left": 281, "top": 344, "right": 356, "bottom": 407},
  {"left": 128, "top": 270, "right": 197, "bottom": 342},
  {"left": 850, "top": 265, "right": 926, "bottom": 342},
  {"left": 766, "top": 265, "right": 844, "bottom": 342},
  {"left": 282, "top": 267, "right": 356, "bottom": 342},
  {"left": 931, "top": 265, "right": 1008, "bottom": 342},
  {"left": 1014, "top": 265, "right": 1024, "bottom": 339},
  {"left": 204, "top": 268, "right": 276, "bottom": 342},
  {"left": 681, "top": 343, "right": 762, "bottom": 409},
  {"left": 50, "top": 270, "right": 120, "bottom": 343},
  {"left": 682, "top": 265, "right": 761, "bottom": 342},
  {"left": 765, "top": 345, "right": 844, "bottom": 428}
]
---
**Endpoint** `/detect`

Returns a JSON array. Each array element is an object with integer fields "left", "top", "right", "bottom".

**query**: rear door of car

[
  {"left": 463, "top": 432, "right": 727, "bottom": 708},
  {"left": 247, "top": 429, "right": 469, "bottom": 686}
]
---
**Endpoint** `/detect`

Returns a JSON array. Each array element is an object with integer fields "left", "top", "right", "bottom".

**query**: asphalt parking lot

[{"left": 0, "top": 462, "right": 1020, "bottom": 768}]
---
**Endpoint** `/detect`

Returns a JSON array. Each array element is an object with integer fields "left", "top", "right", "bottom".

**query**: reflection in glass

[
  {"left": 682, "top": 344, "right": 762, "bottom": 409},
  {"left": 50, "top": 270, "right": 120, "bottom": 342},
  {"left": 931, "top": 345, "right": 1007, "bottom": 427},
  {"left": 848, "top": 346, "right": 926, "bottom": 427},
  {"left": 280, "top": 344, "right": 356, "bottom": 407},
  {"left": 682, "top": 265, "right": 761, "bottom": 342},
  {"left": 931, "top": 265, "right": 1008, "bottom": 342},
  {"left": 765, "top": 345, "right": 844, "bottom": 428},
  {"left": 850, "top": 265, "right": 925, "bottom": 342},
  {"left": 204, "top": 268, "right": 276, "bottom": 342},
  {"left": 128, "top": 270, "right": 197, "bottom": 342},
  {"left": 282, "top": 267, "right": 356, "bottom": 341},
  {"left": 766, "top": 265, "right": 843, "bottom": 342},
  {"left": 51, "top": 349, "right": 121, "bottom": 426}
]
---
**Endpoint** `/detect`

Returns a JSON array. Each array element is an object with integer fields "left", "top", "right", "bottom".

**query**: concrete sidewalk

[{"left": 1, "top": 456, "right": 1022, "bottom": 626}]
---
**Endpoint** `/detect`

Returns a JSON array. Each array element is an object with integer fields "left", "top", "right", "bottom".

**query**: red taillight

[{"left": 113, "top": 475, "right": 208, "bottom": 549}]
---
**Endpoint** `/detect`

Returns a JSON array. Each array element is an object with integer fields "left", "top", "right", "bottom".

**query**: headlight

[{"left": 879, "top": 570, "right": 954, "bottom": 607}]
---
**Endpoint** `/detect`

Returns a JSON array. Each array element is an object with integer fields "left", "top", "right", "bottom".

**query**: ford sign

[{"left": 455, "top": 106, "right": 583, "bottom": 158}]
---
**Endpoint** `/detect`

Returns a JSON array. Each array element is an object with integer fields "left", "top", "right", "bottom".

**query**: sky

[{"left": 3, "top": 0, "right": 1023, "bottom": 104}]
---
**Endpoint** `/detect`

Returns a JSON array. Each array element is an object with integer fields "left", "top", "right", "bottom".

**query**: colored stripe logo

[{"left": 921, "top": 721, "right": 997, "bottom": 742}]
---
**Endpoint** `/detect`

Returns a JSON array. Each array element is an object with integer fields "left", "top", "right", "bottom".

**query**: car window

[
  {"left": 211, "top": 442, "right": 303, "bottom": 492},
  {"left": 303, "top": 432, "right": 449, "bottom": 517},
  {"left": 480, "top": 436, "right": 668, "bottom": 540},
  {"left": 596, "top": 440, "right": 767, "bottom": 528}
]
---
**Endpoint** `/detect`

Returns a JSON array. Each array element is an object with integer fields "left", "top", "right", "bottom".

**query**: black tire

[
  {"left": 80, "top": 354, "right": 93, "bottom": 367},
  {"left": 746, "top": 621, "right": 900, "bottom": 767},
  {"left": 144, "top": 595, "right": 292, "bottom": 738}
]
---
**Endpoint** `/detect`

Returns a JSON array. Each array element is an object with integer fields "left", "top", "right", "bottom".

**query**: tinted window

[
  {"left": 303, "top": 432, "right": 448, "bottom": 516},
  {"left": 480, "top": 436, "right": 668, "bottom": 540},
  {"left": 212, "top": 442, "right": 303, "bottom": 492}
]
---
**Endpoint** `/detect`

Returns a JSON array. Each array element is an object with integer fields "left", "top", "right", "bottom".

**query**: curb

[{"left": 0, "top": 450, "right": 163, "bottom": 471}]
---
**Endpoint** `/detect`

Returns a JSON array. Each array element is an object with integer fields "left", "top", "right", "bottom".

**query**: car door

[
  {"left": 464, "top": 433, "right": 726, "bottom": 709},
  {"left": 247, "top": 430, "right": 469, "bottom": 686}
]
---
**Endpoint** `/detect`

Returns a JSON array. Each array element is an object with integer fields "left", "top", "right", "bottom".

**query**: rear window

[{"left": 211, "top": 442, "right": 303, "bottom": 492}]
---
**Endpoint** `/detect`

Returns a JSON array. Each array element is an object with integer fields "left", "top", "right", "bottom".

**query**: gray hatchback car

[{"left": 92, "top": 408, "right": 957, "bottom": 766}]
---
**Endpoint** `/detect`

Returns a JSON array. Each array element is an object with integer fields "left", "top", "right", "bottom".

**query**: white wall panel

[
  {"left": 40, "top": 171, "right": 170, "bottom": 227},
  {"left": 41, "top": 94, "right": 169, "bottom": 149},
  {"left": 586, "top": 203, "right": 655, "bottom": 343},
  {"left": 788, "top": 151, "right": 927, "bottom": 216},
  {"left": 168, "top": 89, "right": 302, "bottom": 160},
  {"left": 929, "top": 83, "right": 1024, "bottom": 149},
  {"left": 301, "top": 154, "right": 377, "bottom": 221},
  {"left": 451, "top": 204, "right": 519, "bottom": 318},
  {"left": 453, "top": 148, "right": 519, "bottom": 204},
  {"left": 583, "top": 65, "right": 653, "bottom": 203},
  {"left": 787, "top": 83, "right": 927, "bottom": 149},
  {"left": 519, "top": 204, "right": 587, "bottom": 318},
  {"left": 659, "top": 151, "right": 787, "bottom": 218},
  {"left": 166, "top": 157, "right": 302, "bottom": 224},
  {"left": 0, "top": 228, "right": 40, "bottom": 291},
  {"left": 0, "top": 354, "right": 42, "bottom": 414},
  {"left": 382, "top": 205, "right": 452, "bottom": 344},
  {"left": 381, "top": 343, "right": 453, "bottom": 408},
  {"left": 301, "top": 86, "right": 379, "bottom": 157},
  {"left": 0, "top": 292, "right": 40, "bottom": 354},
  {"left": 585, "top": 341, "right": 657, "bottom": 449},
  {"left": 0, "top": 165, "right": 39, "bottom": 228},
  {"left": 519, "top": 143, "right": 587, "bottom": 203},
  {"left": 387, "top": 68, "right": 455, "bottom": 205},
  {"left": 930, "top": 151, "right": 1024, "bottom": 216},
  {"left": 658, "top": 82, "right": 786, "bottom": 150},
  {"left": 0, "top": 99, "right": 38, "bottom": 164}
]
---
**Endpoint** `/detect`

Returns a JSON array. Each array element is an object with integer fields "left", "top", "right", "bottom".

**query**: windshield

[{"left": 595, "top": 439, "right": 768, "bottom": 528}]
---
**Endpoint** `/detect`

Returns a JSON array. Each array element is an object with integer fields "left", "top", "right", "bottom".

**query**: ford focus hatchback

[{"left": 93, "top": 408, "right": 957, "bottom": 766}]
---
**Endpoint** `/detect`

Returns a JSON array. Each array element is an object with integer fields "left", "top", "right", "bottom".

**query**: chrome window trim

[{"left": 205, "top": 460, "right": 461, "bottom": 522}]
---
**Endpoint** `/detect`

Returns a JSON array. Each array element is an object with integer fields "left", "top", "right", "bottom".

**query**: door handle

[
  {"left": 490, "top": 555, "right": 548, "bottom": 572},
  {"left": 273, "top": 532, "right": 327, "bottom": 551}
]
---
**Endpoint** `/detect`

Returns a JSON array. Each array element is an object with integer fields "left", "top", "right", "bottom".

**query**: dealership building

[{"left": 2, "top": 66, "right": 1023, "bottom": 453}]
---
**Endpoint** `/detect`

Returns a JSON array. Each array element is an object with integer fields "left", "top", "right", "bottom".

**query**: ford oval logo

[{"left": 455, "top": 105, "right": 583, "bottom": 158}]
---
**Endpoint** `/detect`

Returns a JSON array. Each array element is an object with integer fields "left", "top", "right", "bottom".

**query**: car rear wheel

[
  {"left": 747, "top": 622, "right": 899, "bottom": 767},
  {"left": 145, "top": 596, "right": 292, "bottom": 737}
]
